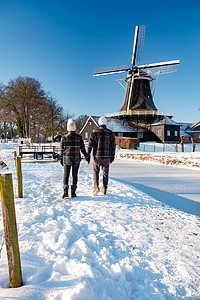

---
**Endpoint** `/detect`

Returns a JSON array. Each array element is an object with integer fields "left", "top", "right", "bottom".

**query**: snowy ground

[
  {"left": 0, "top": 144, "right": 200, "bottom": 299},
  {"left": 116, "top": 149, "right": 200, "bottom": 168}
]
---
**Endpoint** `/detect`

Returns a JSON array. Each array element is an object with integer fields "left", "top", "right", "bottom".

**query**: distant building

[
  {"left": 185, "top": 121, "right": 200, "bottom": 143},
  {"left": 148, "top": 116, "right": 180, "bottom": 143},
  {"left": 79, "top": 116, "right": 140, "bottom": 142},
  {"left": 179, "top": 123, "right": 193, "bottom": 143},
  {"left": 79, "top": 115, "right": 181, "bottom": 144}
]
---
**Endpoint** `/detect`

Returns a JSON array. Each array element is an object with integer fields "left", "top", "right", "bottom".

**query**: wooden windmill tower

[{"left": 94, "top": 25, "right": 179, "bottom": 123}]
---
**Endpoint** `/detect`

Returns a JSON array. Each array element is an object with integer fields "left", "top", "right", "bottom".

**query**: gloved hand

[
  {"left": 60, "top": 158, "right": 64, "bottom": 166},
  {"left": 110, "top": 157, "right": 114, "bottom": 164}
]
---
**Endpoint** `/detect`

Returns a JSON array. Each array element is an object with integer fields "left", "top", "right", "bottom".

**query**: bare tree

[
  {"left": 0, "top": 84, "right": 16, "bottom": 139},
  {"left": 41, "top": 96, "right": 73, "bottom": 142},
  {"left": 0, "top": 77, "right": 74, "bottom": 142},
  {"left": 75, "top": 115, "right": 88, "bottom": 133},
  {"left": 2, "top": 76, "right": 46, "bottom": 138}
]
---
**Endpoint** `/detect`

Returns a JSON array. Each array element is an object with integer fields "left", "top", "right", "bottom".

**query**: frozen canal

[{"left": 110, "top": 160, "right": 200, "bottom": 217}]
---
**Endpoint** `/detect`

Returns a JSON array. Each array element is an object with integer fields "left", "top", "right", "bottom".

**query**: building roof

[
  {"left": 151, "top": 116, "right": 179, "bottom": 126},
  {"left": 186, "top": 121, "right": 200, "bottom": 132},
  {"left": 80, "top": 116, "right": 138, "bottom": 133},
  {"left": 92, "top": 116, "right": 138, "bottom": 132},
  {"left": 180, "top": 130, "right": 191, "bottom": 137}
]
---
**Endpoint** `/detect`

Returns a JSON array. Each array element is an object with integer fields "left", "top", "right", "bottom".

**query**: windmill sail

[
  {"left": 93, "top": 25, "right": 180, "bottom": 116},
  {"left": 94, "top": 65, "right": 128, "bottom": 77}
]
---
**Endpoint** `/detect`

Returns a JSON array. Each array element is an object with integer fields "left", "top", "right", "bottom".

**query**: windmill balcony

[{"left": 106, "top": 111, "right": 173, "bottom": 118}]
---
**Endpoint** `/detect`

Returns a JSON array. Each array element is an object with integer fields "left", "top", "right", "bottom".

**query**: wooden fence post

[
  {"left": 15, "top": 156, "right": 23, "bottom": 198},
  {"left": 180, "top": 137, "right": 184, "bottom": 152},
  {"left": 175, "top": 144, "right": 178, "bottom": 152},
  {"left": 181, "top": 142, "right": 184, "bottom": 152},
  {"left": 163, "top": 144, "right": 165, "bottom": 152},
  {"left": 0, "top": 173, "right": 22, "bottom": 288},
  {"left": 191, "top": 138, "right": 196, "bottom": 152},
  {"left": 13, "top": 151, "right": 17, "bottom": 159}
]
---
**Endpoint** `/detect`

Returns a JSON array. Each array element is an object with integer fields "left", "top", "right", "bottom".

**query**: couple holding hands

[{"left": 60, "top": 117, "right": 116, "bottom": 199}]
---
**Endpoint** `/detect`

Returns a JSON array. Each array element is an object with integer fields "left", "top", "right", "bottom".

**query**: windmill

[{"left": 94, "top": 26, "right": 179, "bottom": 117}]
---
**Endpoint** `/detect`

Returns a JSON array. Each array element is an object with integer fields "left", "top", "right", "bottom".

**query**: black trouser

[{"left": 63, "top": 163, "right": 80, "bottom": 190}]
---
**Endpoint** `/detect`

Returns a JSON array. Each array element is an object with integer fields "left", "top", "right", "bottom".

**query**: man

[
  {"left": 60, "top": 118, "right": 88, "bottom": 198},
  {"left": 87, "top": 116, "right": 116, "bottom": 195}
]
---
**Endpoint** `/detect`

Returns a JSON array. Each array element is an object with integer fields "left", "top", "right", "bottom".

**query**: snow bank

[
  {"left": 0, "top": 159, "right": 199, "bottom": 299},
  {"left": 116, "top": 148, "right": 200, "bottom": 168}
]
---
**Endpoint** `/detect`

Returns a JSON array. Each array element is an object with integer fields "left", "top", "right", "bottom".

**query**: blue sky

[{"left": 0, "top": 0, "right": 200, "bottom": 123}]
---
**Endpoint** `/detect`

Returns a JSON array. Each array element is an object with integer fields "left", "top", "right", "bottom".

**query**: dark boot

[
  {"left": 71, "top": 186, "right": 77, "bottom": 198},
  {"left": 62, "top": 188, "right": 69, "bottom": 199}
]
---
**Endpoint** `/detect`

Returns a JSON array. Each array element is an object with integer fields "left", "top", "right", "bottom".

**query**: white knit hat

[
  {"left": 67, "top": 118, "right": 76, "bottom": 131},
  {"left": 98, "top": 116, "right": 107, "bottom": 126}
]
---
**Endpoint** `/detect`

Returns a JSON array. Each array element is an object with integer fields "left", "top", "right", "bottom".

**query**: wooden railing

[{"left": 19, "top": 145, "right": 60, "bottom": 159}]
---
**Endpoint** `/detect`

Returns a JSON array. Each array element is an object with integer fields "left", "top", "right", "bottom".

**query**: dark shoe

[
  {"left": 71, "top": 188, "right": 77, "bottom": 198},
  {"left": 62, "top": 188, "right": 69, "bottom": 199}
]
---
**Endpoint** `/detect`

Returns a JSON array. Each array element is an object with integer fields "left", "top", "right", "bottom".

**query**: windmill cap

[
  {"left": 67, "top": 118, "right": 76, "bottom": 131},
  {"left": 98, "top": 116, "right": 107, "bottom": 126}
]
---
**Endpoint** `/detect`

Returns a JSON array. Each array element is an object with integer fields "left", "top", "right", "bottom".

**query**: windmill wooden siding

[{"left": 149, "top": 124, "right": 180, "bottom": 143}]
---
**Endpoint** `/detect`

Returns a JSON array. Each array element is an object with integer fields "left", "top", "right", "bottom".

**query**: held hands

[
  {"left": 110, "top": 157, "right": 114, "bottom": 164},
  {"left": 86, "top": 154, "right": 90, "bottom": 164}
]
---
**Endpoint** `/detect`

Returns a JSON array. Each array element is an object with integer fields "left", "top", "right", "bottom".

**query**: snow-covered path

[
  {"left": 110, "top": 159, "right": 200, "bottom": 216},
  {"left": 0, "top": 160, "right": 200, "bottom": 299}
]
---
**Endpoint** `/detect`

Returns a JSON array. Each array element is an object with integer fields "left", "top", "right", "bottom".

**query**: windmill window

[
  {"left": 167, "top": 130, "right": 171, "bottom": 136},
  {"left": 85, "top": 132, "right": 88, "bottom": 138},
  {"left": 118, "top": 132, "right": 123, "bottom": 137},
  {"left": 175, "top": 130, "right": 178, "bottom": 136},
  {"left": 158, "top": 130, "right": 162, "bottom": 136},
  {"left": 138, "top": 132, "right": 143, "bottom": 138}
]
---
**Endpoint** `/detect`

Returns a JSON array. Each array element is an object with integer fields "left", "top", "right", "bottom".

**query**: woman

[{"left": 60, "top": 118, "right": 89, "bottom": 198}]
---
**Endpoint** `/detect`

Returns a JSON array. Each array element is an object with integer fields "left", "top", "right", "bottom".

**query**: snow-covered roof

[
  {"left": 151, "top": 116, "right": 179, "bottom": 126},
  {"left": 186, "top": 121, "right": 200, "bottom": 132},
  {"left": 178, "top": 122, "right": 192, "bottom": 131},
  {"left": 90, "top": 116, "right": 137, "bottom": 132},
  {"left": 180, "top": 130, "right": 191, "bottom": 137}
]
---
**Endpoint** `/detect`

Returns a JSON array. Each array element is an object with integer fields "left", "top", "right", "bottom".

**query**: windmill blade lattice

[
  {"left": 144, "top": 64, "right": 179, "bottom": 76},
  {"left": 94, "top": 65, "right": 129, "bottom": 77},
  {"left": 135, "top": 25, "right": 146, "bottom": 63}
]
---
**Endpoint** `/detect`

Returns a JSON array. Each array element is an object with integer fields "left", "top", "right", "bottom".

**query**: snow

[
  {"left": 152, "top": 116, "right": 179, "bottom": 126},
  {"left": 0, "top": 143, "right": 200, "bottom": 299},
  {"left": 91, "top": 116, "right": 137, "bottom": 133}
]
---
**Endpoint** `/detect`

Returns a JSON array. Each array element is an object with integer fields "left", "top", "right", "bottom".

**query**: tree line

[{"left": 0, "top": 76, "right": 88, "bottom": 142}]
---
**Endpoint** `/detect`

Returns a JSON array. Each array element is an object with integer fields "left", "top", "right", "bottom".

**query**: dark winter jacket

[
  {"left": 60, "top": 132, "right": 87, "bottom": 165},
  {"left": 87, "top": 125, "right": 116, "bottom": 160}
]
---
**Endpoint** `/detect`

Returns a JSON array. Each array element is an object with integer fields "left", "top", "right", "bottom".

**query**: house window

[
  {"left": 138, "top": 132, "right": 143, "bottom": 138},
  {"left": 158, "top": 130, "right": 162, "bottom": 137},
  {"left": 175, "top": 130, "right": 178, "bottom": 136},
  {"left": 89, "top": 122, "right": 92, "bottom": 126},
  {"left": 85, "top": 132, "right": 88, "bottom": 138},
  {"left": 118, "top": 133, "right": 123, "bottom": 137},
  {"left": 167, "top": 130, "right": 171, "bottom": 136}
]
